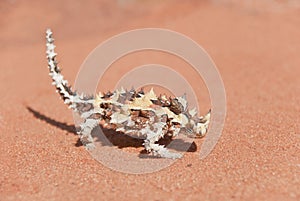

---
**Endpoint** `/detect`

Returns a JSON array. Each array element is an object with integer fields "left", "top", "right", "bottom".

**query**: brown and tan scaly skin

[{"left": 46, "top": 29, "right": 211, "bottom": 159}]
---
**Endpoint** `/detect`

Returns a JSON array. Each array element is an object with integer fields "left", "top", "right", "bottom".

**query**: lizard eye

[{"left": 186, "top": 128, "right": 193, "bottom": 133}]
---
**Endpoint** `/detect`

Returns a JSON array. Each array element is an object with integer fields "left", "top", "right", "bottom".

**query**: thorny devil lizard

[{"left": 45, "top": 29, "right": 211, "bottom": 159}]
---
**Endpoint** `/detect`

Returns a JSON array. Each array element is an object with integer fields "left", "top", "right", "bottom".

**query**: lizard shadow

[
  {"left": 27, "top": 106, "right": 197, "bottom": 152},
  {"left": 26, "top": 106, "right": 82, "bottom": 146},
  {"left": 94, "top": 126, "right": 197, "bottom": 152}
]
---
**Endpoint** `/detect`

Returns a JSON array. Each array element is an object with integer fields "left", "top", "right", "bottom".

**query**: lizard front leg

[{"left": 142, "top": 121, "right": 182, "bottom": 159}]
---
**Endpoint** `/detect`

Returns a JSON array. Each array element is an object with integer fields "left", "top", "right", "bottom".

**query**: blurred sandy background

[{"left": 0, "top": 0, "right": 299, "bottom": 200}]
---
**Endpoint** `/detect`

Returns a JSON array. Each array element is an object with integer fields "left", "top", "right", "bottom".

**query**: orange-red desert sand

[{"left": 0, "top": 1, "right": 299, "bottom": 200}]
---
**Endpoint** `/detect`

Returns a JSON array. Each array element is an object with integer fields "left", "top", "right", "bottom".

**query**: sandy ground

[{"left": 0, "top": 0, "right": 300, "bottom": 200}]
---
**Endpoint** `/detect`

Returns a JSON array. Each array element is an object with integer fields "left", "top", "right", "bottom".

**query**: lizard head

[
  {"left": 183, "top": 109, "right": 211, "bottom": 138},
  {"left": 194, "top": 109, "right": 211, "bottom": 138}
]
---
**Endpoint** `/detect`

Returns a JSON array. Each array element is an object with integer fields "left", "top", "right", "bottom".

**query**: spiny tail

[{"left": 46, "top": 29, "right": 76, "bottom": 107}]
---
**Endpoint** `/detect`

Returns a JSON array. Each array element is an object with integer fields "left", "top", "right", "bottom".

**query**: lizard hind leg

[{"left": 77, "top": 118, "right": 100, "bottom": 150}]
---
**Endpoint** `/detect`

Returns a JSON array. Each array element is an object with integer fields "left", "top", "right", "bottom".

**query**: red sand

[{"left": 0, "top": 1, "right": 299, "bottom": 200}]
